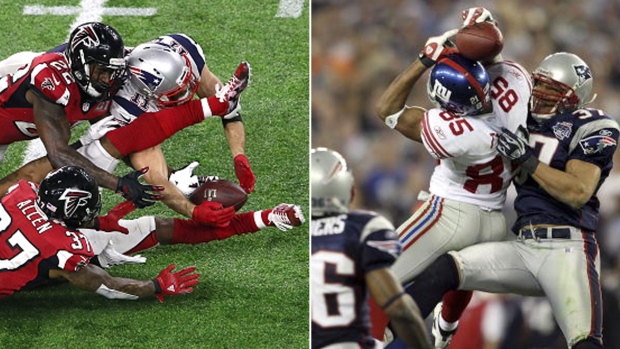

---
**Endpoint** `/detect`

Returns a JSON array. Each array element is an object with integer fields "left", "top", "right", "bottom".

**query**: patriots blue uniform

[
  {"left": 513, "top": 108, "right": 619, "bottom": 232},
  {"left": 311, "top": 211, "right": 401, "bottom": 349}
]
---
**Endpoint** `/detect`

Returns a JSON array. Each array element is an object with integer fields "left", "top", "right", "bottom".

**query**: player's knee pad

[
  {"left": 77, "top": 139, "right": 120, "bottom": 173},
  {"left": 572, "top": 337, "right": 603, "bottom": 349}
]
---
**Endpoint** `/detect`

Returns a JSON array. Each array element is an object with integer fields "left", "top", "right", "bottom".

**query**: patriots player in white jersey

[
  {"left": 310, "top": 147, "right": 431, "bottom": 349},
  {"left": 372, "top": 8, "right": 532, "bottom": 348},
  {"left": 399, "top": 51, "right": 618, "bottom": 349}
]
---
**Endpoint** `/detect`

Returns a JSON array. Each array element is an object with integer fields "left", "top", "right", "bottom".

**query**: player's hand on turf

[
  {"left": 234, "top": 154, "right": 256, "bottom": 193},
  {"left": 116, "top": 167, "right": 164, "bottom": 208},
  {"left": 192, "top": 201, "right": 236, "bottom": 227},
  {"left": 96, "top": 200, "right": 136, "bottom": 234},
  {"left": 418, "top": 29, "right": 459, "bottom": 68},
  {"left": 461, "top": 7, "right": 497, "bottom": 27},
  {"left": 496, "top": 128, "right": 540, "bottom": 175},
  {"left": 153, "top": 264, "right": 200, "bottom": 303}
]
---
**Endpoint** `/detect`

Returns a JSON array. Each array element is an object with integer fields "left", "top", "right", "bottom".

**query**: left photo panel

[{"left": 0, "top": 1, "right": 309, "bottom": 348}]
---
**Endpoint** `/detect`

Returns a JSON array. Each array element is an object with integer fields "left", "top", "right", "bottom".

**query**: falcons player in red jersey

[
  {"left": 0, "top": 166, "right": 199, "bottom": 302},
  {"left": 0, "top": 32, "right": 252, "bottom": 225},
  {"left": 0, "top": 22, "right": 164, "bottom": 208}
]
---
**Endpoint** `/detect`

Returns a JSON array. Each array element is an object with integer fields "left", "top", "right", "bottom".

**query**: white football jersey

[
  {"left": 110, "top": 33, "right": 206, "bottom": 125},
  {"left": 421, "top": 60, "right": 531, "bottom": 210}
]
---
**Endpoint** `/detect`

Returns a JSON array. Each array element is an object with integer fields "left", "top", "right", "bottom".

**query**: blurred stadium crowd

[{"left": 311, "top": 0, "right": 620, "bottom": 348}]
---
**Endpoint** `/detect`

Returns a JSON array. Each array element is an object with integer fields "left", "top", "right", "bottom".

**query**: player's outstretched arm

[
  {"left": 50, "top": 263, "right": 199, "bottom": 302},
  {"left": 375, "top": 59, "right": 428, "bottom": 142},
  {"left": 129, "top": 146, "right": 196, "bottom": 217},
  {"left": 29, "top": 93, "right": 164, "bottom": 208},
  {"left": 366, "top": 267, "right": 432, "bottom": 349}
]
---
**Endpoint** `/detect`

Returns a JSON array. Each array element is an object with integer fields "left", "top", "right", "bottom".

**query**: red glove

[
  {"left": 234, "top": 154, "right": 256, "bottom": 193},
  {"left": 418, "top": 29, "right": 459, "bottom": 68},
  {"left": 192, "top": 201, "right": 236, "bottom": 227},
  {"left": 153, "top": 264, "right": 200, "bottom": 303},
  {"left": 96, "top": 200, "right": 136, "bottom": 234}
]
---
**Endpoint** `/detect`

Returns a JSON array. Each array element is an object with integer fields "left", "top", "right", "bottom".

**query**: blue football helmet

[{"left": 426, "top": 54, "right": 490, "bottom": 116}]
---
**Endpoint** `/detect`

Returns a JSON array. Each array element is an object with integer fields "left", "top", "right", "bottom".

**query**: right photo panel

[{"left": 311, "top": 1, "right": 620, "bottom": 349}]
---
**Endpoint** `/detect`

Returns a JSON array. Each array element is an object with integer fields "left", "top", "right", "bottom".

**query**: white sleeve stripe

[
  {"left": 422, "top": 113, "right": 452, "bottom": 158},
  {"left": 56, "top": 250, "right": 72, "bottom": 269},
  {"left": 29, "top": 63, "right": 48, "bottom": 83}
]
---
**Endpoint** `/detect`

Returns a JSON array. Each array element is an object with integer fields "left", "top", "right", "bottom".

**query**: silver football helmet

[
  {"left": 127, "top": 43, "right": 198, "bottom": 108},
  {"left": 311, "top": 147, "right": 354, "bottom": 217},
  {"left": 530, "top": 52, "right": 596, "bottom": 122}
]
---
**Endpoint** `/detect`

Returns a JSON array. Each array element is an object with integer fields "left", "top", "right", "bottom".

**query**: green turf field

[{"left": 0, "top": 1, "right": 309, "bottom": 348}]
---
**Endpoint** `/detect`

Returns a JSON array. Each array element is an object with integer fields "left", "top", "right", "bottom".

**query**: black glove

[
  {"left": 496, "top": 128, "right": 539, "bottom": 175},
  {"left": 116, "top": 168, "right": 164, "bottom": 208}
]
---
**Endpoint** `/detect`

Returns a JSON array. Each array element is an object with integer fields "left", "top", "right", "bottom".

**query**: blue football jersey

[
  {"left": 513, "top": 108, "right": 619, "bottom": 232},
  {"left": 311, "top": 211, "right": 401, "bottom": 349}
]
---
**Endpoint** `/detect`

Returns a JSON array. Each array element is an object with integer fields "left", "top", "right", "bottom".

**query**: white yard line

[{"left": 276, "top": 0, "right": 304, "bottom": 18}]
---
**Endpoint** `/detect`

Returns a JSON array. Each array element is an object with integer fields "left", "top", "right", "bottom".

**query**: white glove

[
  {"left": 79, "top": 115, "right": 121, "bottom": 147},
  {"left": 168, "top": 161, "right": 220, "bottom": 196},
  {"left": 169, "top": 161, "right": 201, "bottom": 196},
  {"left": 461, "top": 7, "right": 496, "bottom": 27},
  {"left": 418, "top": 29, "right": 459, "bottom": 68},
  {"left": 97, "top": 241, "right": 146, "bottom": 268}
]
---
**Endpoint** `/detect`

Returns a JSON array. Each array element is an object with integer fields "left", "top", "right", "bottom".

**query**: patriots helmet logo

[
  {"left": 129, "top": 66, "right": 163, "bottom": 92},
  {"left": 59, "top": 188, "right": 93, "bottom": 218},
  {"left": 70, "top": 24, "right": 100, "bottom": 49},
  {"left": 573, "top": 64, "right": 592, "bottom": 86}
]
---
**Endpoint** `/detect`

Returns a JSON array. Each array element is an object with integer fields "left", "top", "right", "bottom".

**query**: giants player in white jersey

[{"left": 373, "top": 8, "right": 531, "bottom": 348}]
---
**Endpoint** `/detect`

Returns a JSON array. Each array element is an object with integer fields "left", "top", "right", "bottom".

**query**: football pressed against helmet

[
  {"left": 37, "top": 166, "right": 102, "bottom": 229},
  {"left": 311, "top": 147, "right": 354, "bottom": 217},
  {"left": 530, "top": 52, "right": 595, "bottom": 122},
  {"left": 127, "top": 43, "right": 198, "bottom": 108},
  {"left": 426, "top": 54, "right": 491, "bottom": 116},
  {"left": 66, "top": 22, "right": 127, "bottom": 100}
]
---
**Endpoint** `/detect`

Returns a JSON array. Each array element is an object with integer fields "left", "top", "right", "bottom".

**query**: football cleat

[
  {"left": 268, "top": 203, "right": 305, "bottom": 231},
  {"left": 432, "top": 302, "right": 458, "bottom": 349},
  {"left": 216, "top": 61, "right": 251, "bottom": 116}
]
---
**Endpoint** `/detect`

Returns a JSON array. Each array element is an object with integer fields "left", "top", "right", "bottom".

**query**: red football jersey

[
  {"left": 0, "top": 52, "right": 111, "bottom": 144},
  {"left": 0, "top": 180, "right": 94, "bottom": 298}
]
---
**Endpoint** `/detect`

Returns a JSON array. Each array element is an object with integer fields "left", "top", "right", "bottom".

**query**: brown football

[
  {"left": 189, "top": 179, "right": 248, "bottom": 211},
  {"left": 455, "top": 22, "right": 504, "bottom": 62}
]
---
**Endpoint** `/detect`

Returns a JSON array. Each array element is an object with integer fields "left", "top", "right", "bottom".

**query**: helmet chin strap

[{"left": 84, "top": 83, "right": 102, "bottom": 98}]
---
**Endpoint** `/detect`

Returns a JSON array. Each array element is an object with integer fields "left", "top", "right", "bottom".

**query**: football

[
  {"left": 189, "top": 179, "right": 248, "bottom": 211},
  {"left": 455, "top": 22, "right": 504, "bottom": 62}
]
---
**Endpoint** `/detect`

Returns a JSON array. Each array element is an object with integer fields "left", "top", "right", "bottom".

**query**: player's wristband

[
  {"left": 418, "top": 53, "right": 435, "bottom": 68},
  {"left": 385, "top": 107, "right": 407, "bottom": 129},
  {"left": 152, "top": 279, "right": 162, "bottom": 294},
  {"left": 222, "top": 113, "right": 243, "bottom": 127},
  {"left": 381, "top": 291, "right": 406, "bottom": 310}
]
